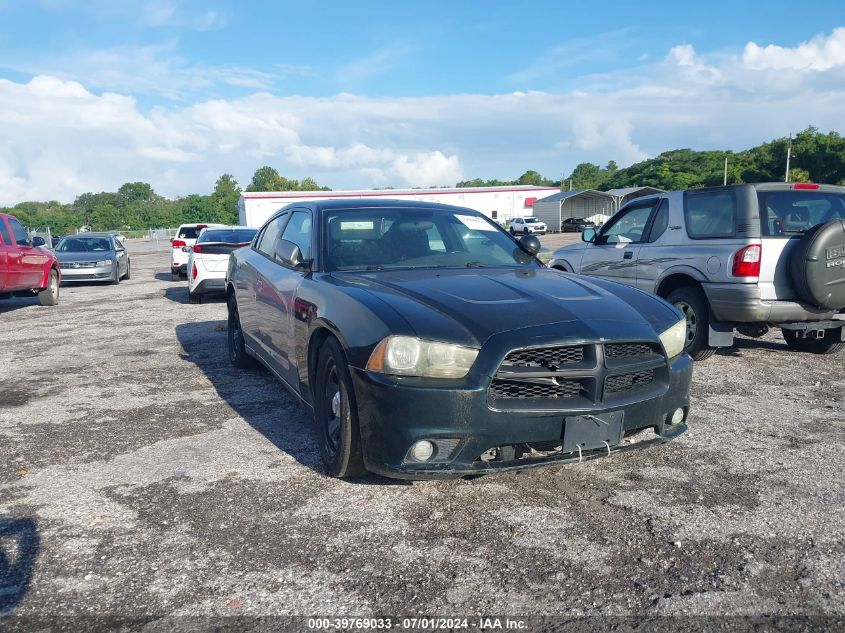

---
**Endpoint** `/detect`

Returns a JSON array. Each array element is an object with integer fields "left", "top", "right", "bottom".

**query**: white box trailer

[{"left": 238, "top": 185, "right": 561, "bottom": 227}]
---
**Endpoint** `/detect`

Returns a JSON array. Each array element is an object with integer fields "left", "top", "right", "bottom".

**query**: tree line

[
  {"left": 463, "top": 127, "right": 845, "bottom": 192},
  {"left": 5, "top": 168, "right": 330, "bottom": 235},
  {"left": 5, "top": 127, "right": 844, "bottom": 234}
]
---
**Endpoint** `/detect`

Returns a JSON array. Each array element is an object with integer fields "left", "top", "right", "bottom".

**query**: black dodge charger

[{"left": 226, "top": 199, "right": 692, "bottom": 479}]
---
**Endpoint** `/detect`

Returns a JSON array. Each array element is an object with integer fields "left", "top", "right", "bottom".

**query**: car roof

[{"left": 63, "top": 232, "right": 115, "bottom": 238}]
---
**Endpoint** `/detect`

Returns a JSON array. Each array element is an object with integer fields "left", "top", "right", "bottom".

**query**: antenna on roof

[{"left": 785, "top": 133, "right": 792, "bottom": 183}]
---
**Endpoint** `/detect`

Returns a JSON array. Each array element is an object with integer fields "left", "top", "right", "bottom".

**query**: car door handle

[{"left": 623, "top": 251, "right": 634, "bottom": 260}]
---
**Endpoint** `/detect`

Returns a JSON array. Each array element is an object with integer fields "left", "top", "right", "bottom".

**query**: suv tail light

[
  {"left": 192, "top": 263, "right": 198, "bottom": 280},
  {"left": 192, "top": 244, "right": 203, "bottom": 253},
  {"left": 172, "top": 239, "right": 186, "bottom": 248},
  {"left": 732, "top": 244, "right": 761, "bottom": 277}
]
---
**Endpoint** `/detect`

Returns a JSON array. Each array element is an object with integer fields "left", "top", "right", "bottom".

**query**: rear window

[
  {"left": 684, "top": 190, "right": 736, "bottom": 239},
  {"left": 177, "top": 226, "right": 201, "bottom": 240},
  {"left": 758, "top": 191, "right": 845, "bottom": 237},
  {"left": 198, "top": 229, "right": 257, "bottom": 244}
]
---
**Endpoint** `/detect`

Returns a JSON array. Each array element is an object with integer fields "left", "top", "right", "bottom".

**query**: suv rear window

[
  {"left": 758, "top": 191, "right": 845, "bottom": 237},
  {"left": 177, "top": 226, "right": 201, "bottom": 240},
  {"left": 684, "top": 190, "right": 736, "bottom": 239}
]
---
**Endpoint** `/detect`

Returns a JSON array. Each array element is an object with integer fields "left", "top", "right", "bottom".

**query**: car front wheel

[
  {"left": 38, "top": 269, "right": 59, "bottom": 306},
  {"left": 666, "top": 286, "right": 716, "bottom": 361},
  {"left": 315, "top": 337, "right": 367, "bottom": 478},
  {"left": 782, "top": 329, "right": 845, "bottom": 354}
]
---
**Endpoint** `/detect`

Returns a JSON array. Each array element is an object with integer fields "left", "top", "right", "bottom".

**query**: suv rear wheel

[
  {"left": 782, "top": 329, "right": 845, "bottom": 355},
  {"left": 666, "top": 286, "right": 716, "bottom": 361}
]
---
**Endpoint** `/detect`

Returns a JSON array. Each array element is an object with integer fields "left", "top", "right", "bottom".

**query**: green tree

[
  {"left": 246, "top": 166, "right": 282, "bottom": 191},
  {"left": 212, "top": 174, "right": 242, "bottom": 224}
]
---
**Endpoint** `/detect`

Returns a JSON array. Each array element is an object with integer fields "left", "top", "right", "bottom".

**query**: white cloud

[
  {"left": 2, "top": 28, "right": 845, "bottom": 205},
  {"left": 743, "top": 27, "right": 845, "bottom": 71}
]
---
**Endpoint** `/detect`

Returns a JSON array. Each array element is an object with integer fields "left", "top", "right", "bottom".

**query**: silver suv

[{"left": 549, "top": 183, "right": 845, "bottom": 360}]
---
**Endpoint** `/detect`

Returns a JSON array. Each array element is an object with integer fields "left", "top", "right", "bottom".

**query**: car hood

[
  {"left": 55, "top": 251, "right": 115, "bottom": 262},
  {"left": 331, "top": 267, "right": 680, "bottom": 348}
]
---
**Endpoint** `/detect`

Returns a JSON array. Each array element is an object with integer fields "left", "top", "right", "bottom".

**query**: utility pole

[
  {"left": 785, "top": 133, "right": 792, "bottom": 183},
  {"left": 723, "top": 155, "right": 728, "bottom": 186}
]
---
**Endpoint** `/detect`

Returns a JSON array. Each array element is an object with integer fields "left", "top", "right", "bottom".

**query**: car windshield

[
  {"left": 524, "top": 217, "right": 541, "bottom": 223},
  {"left": 759, "top": 191, "right": 845, "bottom": 236},
  {"left": 56, "top": 237, "right": 113, "bottom": 252},
  {"left": 198, "top": 229, "right": 257, "bottom": 244},
  {"left": 324, "top": 207, "right": 540, "bottom": 272}
]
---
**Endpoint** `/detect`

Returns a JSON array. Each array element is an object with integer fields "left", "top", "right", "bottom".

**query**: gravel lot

[{"left": 1, "top": 239, "right": 843, "bottom": 626}]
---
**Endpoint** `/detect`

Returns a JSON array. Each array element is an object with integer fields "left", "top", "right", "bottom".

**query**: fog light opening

[
  {"left": 411, "top": 440, "right": 436, "bottom": 462},
  {"left": 668, "top": 408, "right": 685, "bottom": 425}
]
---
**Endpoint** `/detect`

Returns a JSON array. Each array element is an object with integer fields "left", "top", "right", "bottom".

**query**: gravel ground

[{"left": 0, "top": 242, "right": 843, "bottom": 627}]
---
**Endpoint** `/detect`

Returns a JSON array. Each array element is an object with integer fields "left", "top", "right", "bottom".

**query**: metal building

[
  {"left": 605, "top": 186, "right": 666, "bottom": 212},
  {"left": 531, "top": 190, "right": 614, "bottom": 231},
  {"left": 238, "top": 185, "right": 561, "bottom": 227}
]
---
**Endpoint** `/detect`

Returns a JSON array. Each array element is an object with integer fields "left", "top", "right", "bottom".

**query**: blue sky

[{"left": 0, "top": 1, "right": 844, "bottom": 202}]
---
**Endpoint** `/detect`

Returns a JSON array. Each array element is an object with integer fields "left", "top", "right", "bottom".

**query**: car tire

[
  {"left": 782, "top": 329, "right": 845, "bottom": 354},
  {"left": 111, "top": 264, "right": 121, "bottom": 285},
  {"left": 523, "top": 227, "right": 529, "bottom": 235},
  {"left": 314, "top": 337, "right": 368, "bottom": 478},
  {"left": 124, "top": 260, "right": 131, "bottom": 280},
  {"left": 666, "top": 286, "right": 716, "bottom": 361},
  {"left": 227, "top": 294, "right": 256, "bottom": 369},
  {"left": 37, "top": 269, "right": 59, "bottom": 306},
  {"left": 188, "top": 290, "right": 202, "bottom": 304},
  {"left": 509, "top": 228, "right": 515, "bottom": 235}
]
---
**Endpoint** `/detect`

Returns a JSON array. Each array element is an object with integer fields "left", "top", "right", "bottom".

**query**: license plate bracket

[{"left": 562, "top": 411, "right": 623, "bottom": 453}]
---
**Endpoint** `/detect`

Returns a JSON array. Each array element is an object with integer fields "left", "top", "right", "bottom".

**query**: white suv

[
  {"left": 509, "top": 216, "right": 547, "bottom": 235},
  {"left": 170, "top": 223, "right": 224, "bottom": 280}
]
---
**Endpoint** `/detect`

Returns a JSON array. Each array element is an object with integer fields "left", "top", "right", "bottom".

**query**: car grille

[
  {"left": 605, "top": 343, "right": 652, "bottom": 359},
  {"left": 605, "top": 369, "right": 655, "bottom": 394},
  {"left": 60, "top": 261, "right": 97, "bottom": 269},
  {"left": 502, "top": 345, "right": 584, "bottom": 368},
  {"left": 489, "top": 342, "right": 666, "bottom": 409},
  {"left": 489, "top": 378, "right": 582, "bottom": 400}
]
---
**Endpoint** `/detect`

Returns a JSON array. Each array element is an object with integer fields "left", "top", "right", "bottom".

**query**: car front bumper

[
  {"left": 59, "top": 265, "right": 114, "bottom": 281},
  {"left": 702, "top": 283, "right": 836, "bottom": 323},
  {"left": 349, "top": 353, "right": 692, "bottom": 479}
]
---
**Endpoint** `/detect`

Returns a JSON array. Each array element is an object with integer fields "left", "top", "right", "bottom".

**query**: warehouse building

[
  {"left": 238, "top": 185, "right": 561, "bottom": 227},
  {"left": 531, "top": 190, "right": 615, "bottom": 231}
]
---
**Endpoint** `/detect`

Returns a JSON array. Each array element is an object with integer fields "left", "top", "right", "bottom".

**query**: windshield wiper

[
  {"left": 365, "top": 265, "right": 386, "bottom": 271},
  {"left": 464, "top": 261, "right": 488, "bottom": 268}
]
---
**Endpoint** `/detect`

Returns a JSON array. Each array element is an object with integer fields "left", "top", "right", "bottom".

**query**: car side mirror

[
  {"left": 518, "top": 234, "right": 541, "bottom": 256},
  {"left": 32, "top": 236, "right": 45, "bottom": 247},
  {"left": 274, "top": 238, "right": 310, "bottom": 269},
  {"left": 582, "top": 228, "right": 597, "bottom": 243}
]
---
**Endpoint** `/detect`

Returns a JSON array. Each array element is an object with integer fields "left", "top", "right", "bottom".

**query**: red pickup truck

[{"left": 0, "top": 212, "right": 61, "bottom": 306}]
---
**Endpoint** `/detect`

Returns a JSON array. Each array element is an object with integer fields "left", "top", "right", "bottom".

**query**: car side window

[
  {"left": 597, "top": 204, "right": 655, "bottom": 244},
  {"left": 8, "top": 218, "right": 30, "bottom": 246},
  {"left": 0, "top": 220, "right": 11, "bottom": 245},
  {"left": 280, "top": 210, "right": 312, "bottom": 259},
  {"left": 647, "top": 199, "right": 669, "bottom": 243},
  {"left": 684, "top": 190, "right": 736, "bottom": 239},
  {"left": 256, "top": 213, "right": 289, "bottom": 257}
]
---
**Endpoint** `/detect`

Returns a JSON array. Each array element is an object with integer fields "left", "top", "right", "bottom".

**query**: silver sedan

[{"left": 54, "top": 234, "right": 131, "bottom": 284}]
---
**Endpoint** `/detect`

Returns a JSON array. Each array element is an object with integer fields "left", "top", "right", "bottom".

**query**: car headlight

[
  {"left": 366, "top": 336, "right": 479, "bottom": 378},
  {"left": 96, "top": 259, "right": 113, "bottom": 267},
  {"left": 659, "top": 318, "right": 687, "bottom": 359}
]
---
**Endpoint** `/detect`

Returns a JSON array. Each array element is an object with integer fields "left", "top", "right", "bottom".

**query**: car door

[
  {"left": 0, "top": 217, "right": 16, "bottom": 290},
  {"left": 634, "top": 198, "right": 671, "bottom": 292},
  {"left": 8, "top": 217, "right": 43, "bottom": 288},
  {"left": 261, "top": 209, "right": 313, "bottom": 387},
  {"left": 577, "top": 201, "right": 658, "bottom": 286},
  {"left": 114, "top": 239, "right": 128, "bottom": 276}
]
